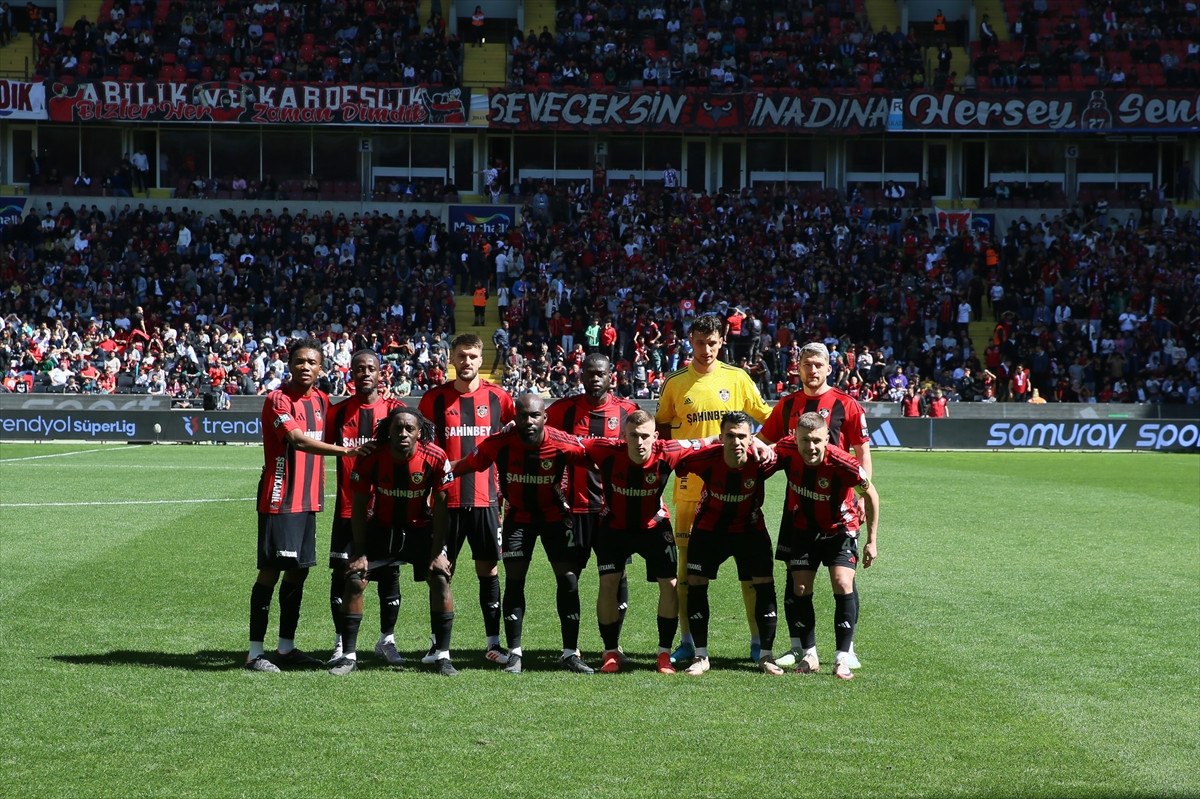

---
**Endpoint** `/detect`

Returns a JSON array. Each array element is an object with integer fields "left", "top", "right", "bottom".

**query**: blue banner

[
  {"left": 448, "top": 204, "right": 517, "bottom": 239},
  {"left": 1, "top": 197, "right": 28, "bottom": 227}
]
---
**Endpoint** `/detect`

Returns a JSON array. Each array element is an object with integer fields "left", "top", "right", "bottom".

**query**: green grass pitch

[{"left": 1, "top": 443, "right": 1197, "bottom": 798}]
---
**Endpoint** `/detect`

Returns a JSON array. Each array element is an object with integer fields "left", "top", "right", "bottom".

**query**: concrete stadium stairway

[
  {"left": 864, "top": 0, "right": 900, "bottom": 34},
  {"left": 0, "top": 34, "right": 34, "bottom": 78},
  {"left": 64, "top": 0, "right": 106, "bottom": 32},
  {"left": 522, "top": 0, "right": 557, "bottom": 38},
  {"left": 463, "top": 41, "right": 507, "bottom": 86},
  {"left": 969, "top": 318, "right": 995, "bottom": 361},
  {"left": 975, "top": 0, "right": 1010, "bottom": 41}
]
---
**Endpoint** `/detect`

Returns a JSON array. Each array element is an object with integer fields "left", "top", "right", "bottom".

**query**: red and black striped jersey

[
  {"left": 452, "top": 426, "right": 588, "bottom": 523},
  {"left": 546, "top": 392, "right": 639, "bottom": 513},
  {"left": 257, "top": 384, "right": 329, "bottom": 514},
  {"left": 676, "top": 444, "right": 778, "bottom": 535},
  {"left": 583, "top": 438, "right": 698, "bottom": 531},
  {"left": 418, "top": 380, "right": 516, "bottom": 509},
  {"left": 773, "top": 439, "right": 869, "bottom": 536},
  {"left": 326, "top": 394, "right": 405, "bottom": 518},
  {"left": 348, "top": 441, "right": 448, "bottom": 529},
  {"left": 760, "top": 387, "right": 870, "bottom": 450}
]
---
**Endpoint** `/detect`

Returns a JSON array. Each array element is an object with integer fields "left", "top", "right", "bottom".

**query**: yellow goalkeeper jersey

[{"left": 655, "top": 361, "right": 771, "bottom": 502}]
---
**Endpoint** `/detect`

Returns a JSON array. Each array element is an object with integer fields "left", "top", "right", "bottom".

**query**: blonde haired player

[{"left": 655, "top": 314, "right": 772, "bottom": 664}]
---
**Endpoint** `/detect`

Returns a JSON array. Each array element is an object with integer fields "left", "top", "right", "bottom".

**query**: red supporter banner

[
  {"left": 488, "top": 87, "right": 1200, "bottom": 134},
  {"left": 488, "top": 88, "right": 891, "bottom": 133},
  {"left": 45, "top": 80, "right": 470, "bottom": 126}
]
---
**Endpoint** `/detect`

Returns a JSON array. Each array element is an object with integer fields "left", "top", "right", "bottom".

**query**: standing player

[
  {"left": 773, "top": 412, "right": 880, "bottom": 680},
  {"left": 418, "top": 333, "right": 516, "bottom": 664},
  {"left": 546, "top": 353, "right": 638, "bottom": 655},
  {"left": 758, "top": 342, "right": 870, "bottom": 670},
  {"left": 452, "top": 393, "right": 594, "bottom": 674},
  {"left": 330, "top": 407, "right": 459, "bottom": 676},
  {"left": 674, "top": 412, "right": 783, "bottom": 676},
  {"left": 246, "top": 338, "right": 373, "bottom": 673},
  {"left": 325, "top": 349, "right": 405, "bottom": 666},
  {"left": 583, "top": 410, "right": 700, "bottom": 674},
  {"left": 655, "top": 314, "right": 772, "bottom": 664}
]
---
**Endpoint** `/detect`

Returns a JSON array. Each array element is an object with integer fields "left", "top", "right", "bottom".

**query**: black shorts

[
  {"left": 571, "top": 512, "right": 602, "bottom": 570},
  {"left": 364, "top": 521, "right": 406, "bottom": 569},
  {"left": 501, "top": 516, "right": 579, "bottom": 565},
  {"left": 686, "top": 527, "right": 772, "bottom": 580},
  {"left": 257, "top": 511, "right": 317, "bottom": 570},
  {"left": 362, "top": 523, "right": 434, "bottom": 581},
  {"left": 329, "top": 517, "right": 353, "bottom": 569},
  {"left": 446, "top": 507, "right": 502, "bottom": 563},
  {"left": 778, "top": 528, "right": 860, "bottom": 572},
  {"left": 595, "top": 520, "right": 676, "bottom": 582}
]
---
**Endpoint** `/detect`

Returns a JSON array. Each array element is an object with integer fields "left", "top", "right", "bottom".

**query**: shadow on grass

[
  {"left": 49, "top": 649, "right": 761, "bottom": 674},
  {"left": 52, "top": 649, "right": 253, "bottom": 671}
]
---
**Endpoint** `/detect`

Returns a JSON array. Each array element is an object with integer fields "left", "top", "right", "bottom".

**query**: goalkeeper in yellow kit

[{"left": 655, "top": 314, "right": 772, "bottom": 664}]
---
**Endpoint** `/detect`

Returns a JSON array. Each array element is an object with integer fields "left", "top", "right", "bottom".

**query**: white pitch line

[
  {"left": 15, "top": 463, "right": 261, "bottom": 471},
  {"left": 0, "top": 447, "right": 141, "bottom": 463},
  {"left": 1, "top": 497, "right": 257, "bottom": 508}
]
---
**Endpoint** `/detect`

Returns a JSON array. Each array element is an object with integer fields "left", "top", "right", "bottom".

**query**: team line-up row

[{"left": 246, "top": 318, "right": 878, "bottom": 680}]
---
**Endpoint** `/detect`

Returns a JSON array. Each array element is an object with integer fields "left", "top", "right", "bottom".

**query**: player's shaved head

[
  {"left": 625, "top": 409, "right": 653, "bottom": 428},
  {"left": 515, "top": 392, "right": 547, "bottom": 445},
  {"left": 794, "top": 411, "right": 827, "bottom": 434},
  {"left": 515, "top": 392, "right": 545, "bottom": 413},
  {"left": 582, "top": 353, "right": 612, "bottom": 373}
]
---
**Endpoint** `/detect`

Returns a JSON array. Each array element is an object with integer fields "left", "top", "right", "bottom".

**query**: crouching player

[
  {"left": 676, "top": 412, "right": 785, "bottom": 677},
  {"left": 773, "top": 412, "right": 879, "bottom": 680},
  {"left": 582, "top": 410, "right": 699, "bottom": 674},
  {"left": 330, "top": 407, "right": 458, "bottom": 676}
]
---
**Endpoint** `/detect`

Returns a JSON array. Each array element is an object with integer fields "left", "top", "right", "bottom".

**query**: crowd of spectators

[
  {"left": 31, "top": 0, "right": 462, "bottom": 87},
  {"left": 2, "top": 175, "right": 1198, "bottom": 406},
  {"left": 510, "top": 0, "right": 931, "bottom": 92},
  {"left": 972, "top": 0, "right": 1200, "bottom": 90}
]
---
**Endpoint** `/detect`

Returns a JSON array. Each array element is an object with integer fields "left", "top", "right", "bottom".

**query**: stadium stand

[
  {"left": 2, "top": 180, "right": 1197, "bottom": 406},
  {"left": 33, "top": 0, "right": 463, "bottom": 87}
]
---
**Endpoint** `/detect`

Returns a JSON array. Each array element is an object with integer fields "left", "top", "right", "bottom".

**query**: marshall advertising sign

[
  {"left": 488, "top": 88, "right": 1200, "bottom": 134},
  {"left": 46, "top": 80, "right": 470, "bottom": 126}
]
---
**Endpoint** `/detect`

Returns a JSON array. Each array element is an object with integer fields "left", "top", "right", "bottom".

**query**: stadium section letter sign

[
  {"left": 488, "top": 88, "right": 891, "bottom": 134},
  {"left": 902, "top": 90, "right": 1200, "bottom": 133},
  {"left": 0, "top": 80, "right": 47, "bottom": 119},
  {"left": 45, "top": 81, "right": 469, "bottom": 126}
]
